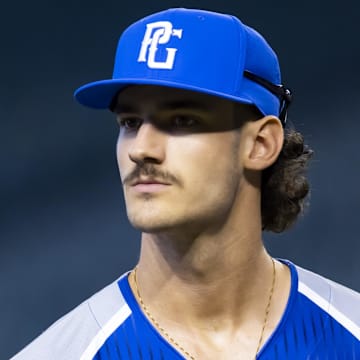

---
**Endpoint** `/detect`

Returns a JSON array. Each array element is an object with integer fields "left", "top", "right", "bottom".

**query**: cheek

[
  {"left": 170, "top": 133, "right": 241, "bottom": 191},
  {"left": 116, "top": 137, "right": 129, "bottom": 180}
]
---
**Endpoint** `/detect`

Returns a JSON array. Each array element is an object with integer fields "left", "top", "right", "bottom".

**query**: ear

[{"left": 242, "top": 116, "right": 284, "bottom": 171}]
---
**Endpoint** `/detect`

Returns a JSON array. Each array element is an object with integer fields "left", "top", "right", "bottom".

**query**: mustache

[{"left": 122, "top": 163, "right": 182, "bottom": 187}]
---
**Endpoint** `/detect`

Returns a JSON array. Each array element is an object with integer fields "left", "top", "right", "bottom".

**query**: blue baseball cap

[{"left": 74, "top": 8, "right": 291, "bottom": 122}]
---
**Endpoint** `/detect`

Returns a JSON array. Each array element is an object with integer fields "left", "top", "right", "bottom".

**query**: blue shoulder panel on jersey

[
  {"left": 258, "top": 260, "right": 360, "bottom": 359},
  {"left": 92, "top": 273, "right": 185, "bottom": 360}
]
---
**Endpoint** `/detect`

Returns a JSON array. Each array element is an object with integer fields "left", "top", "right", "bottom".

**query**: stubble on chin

[{"left": 125, "top": 198, "right": 169, "bottom": 232}]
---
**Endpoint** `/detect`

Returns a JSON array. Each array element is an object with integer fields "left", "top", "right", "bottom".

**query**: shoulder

[
  {"left": 10, "top": 274, "right": 130, "bottom": 360},
  {"left": 295, "top": 263, "right": 360, "bottom": 340}
]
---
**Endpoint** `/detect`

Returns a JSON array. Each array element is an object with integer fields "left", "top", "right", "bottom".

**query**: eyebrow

[{"left": 113, "top": 100, "right": 211, "bottom": 114}]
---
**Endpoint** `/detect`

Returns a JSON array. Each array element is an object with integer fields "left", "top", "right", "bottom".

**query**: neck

[
  {"left": 127, "top": 186, "right": 291, "bottom": 358},
  {"left": 134, "top": 225, "right": 273, "bottom": 325}
]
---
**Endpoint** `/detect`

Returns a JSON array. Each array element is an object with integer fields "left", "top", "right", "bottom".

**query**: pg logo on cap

[{"left": 138, "top": 21, "right": 183, "bottom": 70}]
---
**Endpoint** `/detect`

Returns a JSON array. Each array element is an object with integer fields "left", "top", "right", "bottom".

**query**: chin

[
  {"left": 128, "top": 217, "right": 173, "bottom": 233},
  {"left": 126, "top": 208, "right": 174, "bottom": 233}
]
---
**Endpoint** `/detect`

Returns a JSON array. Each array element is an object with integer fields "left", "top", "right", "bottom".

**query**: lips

[
  {"left": 130, "top": 177, "right": 171, "bottom": 193},
  {"left": 131, "top": 177, "right": 171, "bottom": 186}
]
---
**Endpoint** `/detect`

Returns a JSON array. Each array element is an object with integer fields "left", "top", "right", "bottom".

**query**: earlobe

[{"left": 244, "top": 116, "right": 284, "bottom": 171}]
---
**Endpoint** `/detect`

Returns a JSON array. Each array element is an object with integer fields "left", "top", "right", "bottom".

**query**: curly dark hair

[{"left": 261, "top": 129, "right": 313, "bottom": 232}]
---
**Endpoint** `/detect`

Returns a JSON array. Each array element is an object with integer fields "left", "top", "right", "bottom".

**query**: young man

[{"left": 12, "top": 8, "right": 360, "bottom": 360}]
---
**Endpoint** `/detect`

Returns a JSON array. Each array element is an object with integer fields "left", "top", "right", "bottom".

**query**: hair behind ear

[{"left": 261, "top": 129, "right": 313, "bottom": 232}]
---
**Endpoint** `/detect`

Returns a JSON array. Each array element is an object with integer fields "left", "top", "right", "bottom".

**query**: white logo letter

[{"left": 138, "top": 21, "right": 183, "bottom": 70}]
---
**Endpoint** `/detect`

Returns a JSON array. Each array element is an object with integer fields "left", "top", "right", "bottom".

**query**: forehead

[{"left": 113, "top": 85, "right": 234, "bottom": 113}]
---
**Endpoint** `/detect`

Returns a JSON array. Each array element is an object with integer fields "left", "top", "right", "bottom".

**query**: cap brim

[{"left": 74, "top": 78, "right": 254, "bottom": 110}]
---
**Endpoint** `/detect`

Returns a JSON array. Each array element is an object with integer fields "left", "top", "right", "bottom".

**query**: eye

[
  {"left": 172, "top": 115, "right": 198, "bottom": 128},
  {"left": 117, "top": 116, "right": 142, "bottom": 131}
]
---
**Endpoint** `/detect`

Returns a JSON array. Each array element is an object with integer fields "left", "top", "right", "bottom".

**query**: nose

[{"left": 128, "top": 122, "right": 166, "bottom": 165}]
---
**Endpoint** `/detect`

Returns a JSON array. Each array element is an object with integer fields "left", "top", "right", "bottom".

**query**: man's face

[{"left": 115, "top": 85, "right": 253, "bottom": 234}]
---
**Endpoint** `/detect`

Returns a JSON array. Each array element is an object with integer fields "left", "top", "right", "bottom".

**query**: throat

[
  {"left": 137, "top": 231, "right": 271, "bottom": 314},
  {"left": 130, "top": 255, "right": 279, "bottom": 360}
]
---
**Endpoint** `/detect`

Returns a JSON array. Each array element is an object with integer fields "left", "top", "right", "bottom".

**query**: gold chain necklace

[{"left": 132, "top": 258, "right": 276, "bottom": 360}]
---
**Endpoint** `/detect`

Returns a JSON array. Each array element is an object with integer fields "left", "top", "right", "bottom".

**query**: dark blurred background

[{"left": 1, "top": 0, "right": 359, "bottom": 358}]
